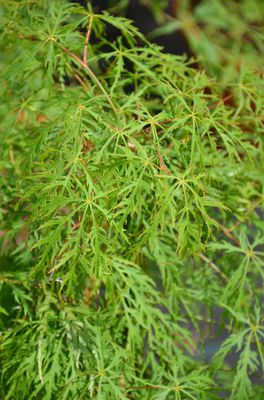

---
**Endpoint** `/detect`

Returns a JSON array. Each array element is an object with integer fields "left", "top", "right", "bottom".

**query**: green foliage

[
  {"left": 145, "top": 0, "right": 264, "bottom": 82},
  {"left": 0, "top": 1, "right": 263, "bottom": 399}
]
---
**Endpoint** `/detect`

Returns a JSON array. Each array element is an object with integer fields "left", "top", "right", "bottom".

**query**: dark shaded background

[{"left": 72, "top": 0, "right": 195, "bottom": 55}]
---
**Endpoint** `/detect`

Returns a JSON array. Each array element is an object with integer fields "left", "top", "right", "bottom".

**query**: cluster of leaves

[{"left": 0, "top": 1, "right": 263, "bottom": 399}]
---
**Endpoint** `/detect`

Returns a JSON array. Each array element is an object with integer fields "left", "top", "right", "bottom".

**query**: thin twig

[
  {"left": 218, "top": 223, "right": 241, "bottom": 246},
  {"left": 120, "top": 383, "right": 162, "bottom": 391},
  {"left": 208, "top": 94, "right": 233, "bottom": 110},
  {"left": 53, "top": 39, "right": 84, "bottom": 66},
  {"left": 228, "top": 219, "right": 242, "bottom": 232},
  {"left": 84, "top": 287, "right": 89, "bottom": 306},
  {"left": 198, "top": 253, "right": 229, "bottom": 283},
  {"left": 157, "top": 149, "right": 170, "bottom": 175},
  {"left": 74, "top": 73, "right": 90, "bottom": 93},
  {"left": 52, "top": 38, "right": 117, "bottom": 114},
  {"left": 72, "top": 221, "right": 81, "bottom": 231},
  {"left": 83, "top": 16, "right": 94, "bottom": 65}
]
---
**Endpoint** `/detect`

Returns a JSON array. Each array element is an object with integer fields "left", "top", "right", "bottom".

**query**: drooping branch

[{"left": 52, "top": 28, "right": 117, "bottom": 115}]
